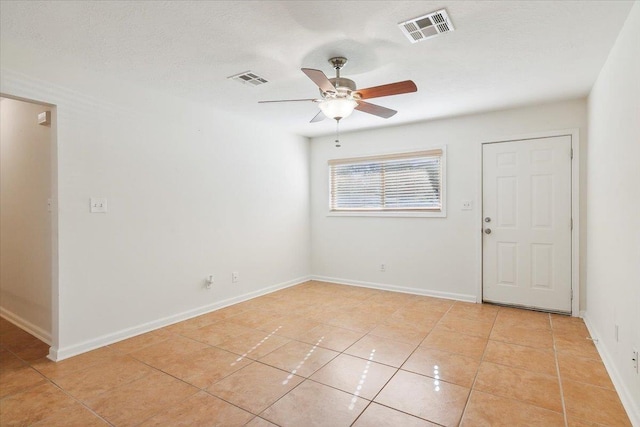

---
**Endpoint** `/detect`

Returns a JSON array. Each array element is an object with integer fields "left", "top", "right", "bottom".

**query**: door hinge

[
  {"left": 571, "top": 288, "right": 573, "bottom": 301},
  {"left": 571, "top": 218, "right": 573, "bottom": 230},
  {"left": 570, "top": 148, "right": 573, "bottom": 159}
]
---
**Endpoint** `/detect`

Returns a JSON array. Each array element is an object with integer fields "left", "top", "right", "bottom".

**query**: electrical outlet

[
  {"left": 232, "top": 272, "right": 239, "bottom": 283},
  {"left": 380, "top": 264, "right": 386, "bottom": 272},
  {"left": 632, "top": 348, "right": 638, "bottom": 373},
  {"left": 205, "top": 275, "right": 214, "bottom": 289}
]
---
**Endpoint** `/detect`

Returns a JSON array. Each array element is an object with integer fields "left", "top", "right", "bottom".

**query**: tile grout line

[
  {"left": 33, "top": 371, "right": 116, "bottom": 426},
  {"left": 202, "top": 360, "right": 302, "bottom": 425},
  {"left": 126, "top": 291, "right": 366, "bottom": 424},
  {"left": 301, "top": 291, "right": 386, "bottom": 425},
  {"left": 128, "top": 353, "right": 306, "bottom": 426},
  {"left": 256, "top": 306, "right": 371, "bottom": 424},
  {"left": 457, "top": 304, "right": 500, "bottom": 425},
  {"left": 347, "top": 314, "right": 405, "bottom": 426},
  {"left": 350, "top": 298, "right": 457, "bottom": 426},
  {"left": 256, "top": 293, "right": 437, "bottom": 426},
  {"left": 114, "top": 341, "right": 270, "bottom": 425},
  {"left": 0, "top": 341, "right": 115, "bottom": 426},
  {"left": 460, "top": 310, "right": 571, "bottom": 423},
  {"left": 365, "top": 300, "right": 498, "bottom": 425},
  {"left": 348, "top": 295, "right": 441, "bottom": 427},
  {"left": 168, "top": 323, "right": 334, "bottom": 420},
  {"left": 193, "top": 351, "right": 324, "bottom": 426},
  {"left": 4, "top": 340, "right": 123, "bottom": 426},
  {"left": 254, "top": 351, "right": 340, "bottom": 423},
  {"left": 550, "top": 315, "right": 570, "bottom": 427}
]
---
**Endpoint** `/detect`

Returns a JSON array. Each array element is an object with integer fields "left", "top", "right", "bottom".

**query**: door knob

[{"left": 484, "top": 228, "right": 492, "bottom": 234}]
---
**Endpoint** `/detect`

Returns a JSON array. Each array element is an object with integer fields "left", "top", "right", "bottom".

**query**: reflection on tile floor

[{"left": 0, "top": 281, "right": 632, "bottom": 426}]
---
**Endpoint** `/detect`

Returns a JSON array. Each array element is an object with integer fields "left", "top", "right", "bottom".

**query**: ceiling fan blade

[
  {"left": 355, "top": 101, "right": 397, "bottom": 119},
  {"left": 355, "top": 80, "right": 417, "bottom": 100},
  {"left": 310, "top": 110, "right": 325, "bottom": 123},
  {"left": 301, "top": 68, "right": 336, "bottom": 94},
  {"left": 258, "top": 98, "right": 319, "bottom": 103}
]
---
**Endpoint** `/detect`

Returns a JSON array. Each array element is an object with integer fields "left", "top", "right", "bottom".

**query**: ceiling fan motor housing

[
  {"left": 322, "top": 57, "right": 359, "bottom": 99},
  {"left": 322, "top": 78, "right": 357, "bottom": 100},
  {"left": 330, "top": 78, "right": 356, "bottom": 91}
]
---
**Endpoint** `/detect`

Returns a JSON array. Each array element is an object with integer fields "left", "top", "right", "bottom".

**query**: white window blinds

[{"left": 329, "top": 149, "right": 443, "bottom": 212}]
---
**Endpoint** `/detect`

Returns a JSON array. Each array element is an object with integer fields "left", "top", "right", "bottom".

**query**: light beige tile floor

[{"left": 0, "top": 281, "right": 633, "bottom": 426}]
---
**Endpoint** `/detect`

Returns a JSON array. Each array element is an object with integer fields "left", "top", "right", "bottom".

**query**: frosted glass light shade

[{"left": 319, "top": 98, "right": 358, "bottom": 120}]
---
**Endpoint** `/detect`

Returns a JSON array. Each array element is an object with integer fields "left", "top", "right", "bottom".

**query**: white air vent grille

[
  {"left": 404, "top": 22, "right": 418, "bottom": 33},
  {"left": 228, "top": 71, "right": 268, "bottom": 86},
  {"left": 437, "top": 23, "right": 450, "bottom": 33},
  {"left": 431, "top": 12, "right": 445, "bottom": 24},
  {"left": 399, "top": 9, "right": 455, "bottom": 44}
]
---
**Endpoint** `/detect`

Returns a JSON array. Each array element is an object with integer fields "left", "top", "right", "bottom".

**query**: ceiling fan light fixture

[{"left": 319, "top": 98, "right": 358, "bottom": 120}]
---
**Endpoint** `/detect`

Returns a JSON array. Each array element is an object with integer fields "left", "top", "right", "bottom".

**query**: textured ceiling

[{"left": 0, "top": 1, "right": 634, "bottom": 137}]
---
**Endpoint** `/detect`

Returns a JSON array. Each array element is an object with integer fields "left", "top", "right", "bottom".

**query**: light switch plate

[{"left": 90, "top": 198, "right": 108, "bottom": 213}]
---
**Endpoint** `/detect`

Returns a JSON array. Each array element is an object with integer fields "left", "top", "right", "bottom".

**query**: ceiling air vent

[
  {"left": 228, "top": 71, "right": 268, "bottom": 86},
  {"left": 398, "top": 9, "right": 454, "bottom": 44}
]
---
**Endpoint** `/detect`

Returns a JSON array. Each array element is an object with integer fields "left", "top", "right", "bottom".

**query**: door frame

[
  {"left": 0, "top": 92, "right": 59, "bottom": 351},
  {"left": 476, "top": 129, "right": 580, "bottom": 316}
]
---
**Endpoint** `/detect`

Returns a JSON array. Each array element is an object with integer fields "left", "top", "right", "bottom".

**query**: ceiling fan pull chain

[{"left": 335, "top": 119, "right": 341, "bottom": 148}]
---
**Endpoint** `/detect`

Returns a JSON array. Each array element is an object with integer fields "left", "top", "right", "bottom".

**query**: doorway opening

[{"left": 0, "top": 94, "right": 58, "bottom": 357}]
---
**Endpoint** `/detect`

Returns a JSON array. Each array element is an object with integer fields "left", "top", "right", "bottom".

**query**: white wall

[
  {"left": 311, "top": 99, "right": 587, "bottom": 303},
  {"left": 585, "top": 2, "right": 640, "bottom": 423},
  {"left": 0, "top": 98, "right": 53, "bottom": 342},
  {"left": 1, "top": 55, "right": 310, "bottom": 359}
]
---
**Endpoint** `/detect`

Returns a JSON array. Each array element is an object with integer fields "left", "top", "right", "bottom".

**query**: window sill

[{"left": 327, "top": 210, "right": 446, "bottom": 218}]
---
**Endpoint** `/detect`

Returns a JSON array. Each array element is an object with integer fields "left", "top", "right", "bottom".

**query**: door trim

[{"left": 476, "top": 129, "right": 580, "bottom": 316}]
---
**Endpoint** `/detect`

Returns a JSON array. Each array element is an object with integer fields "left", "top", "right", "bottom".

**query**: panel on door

[{"left": 482, "top": 136, "right": 572, "bottom": 313}]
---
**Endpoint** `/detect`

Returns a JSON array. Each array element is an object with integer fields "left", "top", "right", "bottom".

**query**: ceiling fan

[{"left": 259, "top": 57, "right": 418, "bottom": 123}]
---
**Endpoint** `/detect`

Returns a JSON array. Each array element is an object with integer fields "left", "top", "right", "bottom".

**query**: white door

[{"left": 482, "top": 136, "right": 572, "bottom": 313}]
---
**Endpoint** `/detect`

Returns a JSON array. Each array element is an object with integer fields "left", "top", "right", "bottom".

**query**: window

[{"left": 328, "top": 148, "right": 445, "bottom": 216}]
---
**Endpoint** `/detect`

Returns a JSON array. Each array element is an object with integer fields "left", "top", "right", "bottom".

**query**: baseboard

[
  {"left": 310, "top": 275, "right": 477, "bottom": 303},
  {"left": 0, "top": 307, "right": 52, "bottom": 345},
  {"left": 582, "top": 311, "right": 640, "bottom": 426},
  {"left": 50, "top": 275, "right": 311, "bottom": 361}
]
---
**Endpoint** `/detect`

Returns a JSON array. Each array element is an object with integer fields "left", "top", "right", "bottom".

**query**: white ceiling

[{"left": 0, "top": 1, "right": 634, "bottom": 137}]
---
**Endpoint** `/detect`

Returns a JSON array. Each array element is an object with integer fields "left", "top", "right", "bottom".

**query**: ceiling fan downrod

[{"left": 329, "top": 57, "right": 348, "bottom": 79}]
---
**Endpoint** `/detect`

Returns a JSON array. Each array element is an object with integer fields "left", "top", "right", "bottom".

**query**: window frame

[{"left": 327, "top": 146, "right": 447, "bottom": 218}]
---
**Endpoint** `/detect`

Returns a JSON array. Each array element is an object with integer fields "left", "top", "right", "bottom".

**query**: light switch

[
  {"left": 462, "top": 200, "right": 472, "bottom": 210},
  {"left": 90, "top": 198, "right": 108, "bottom": 213}
]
